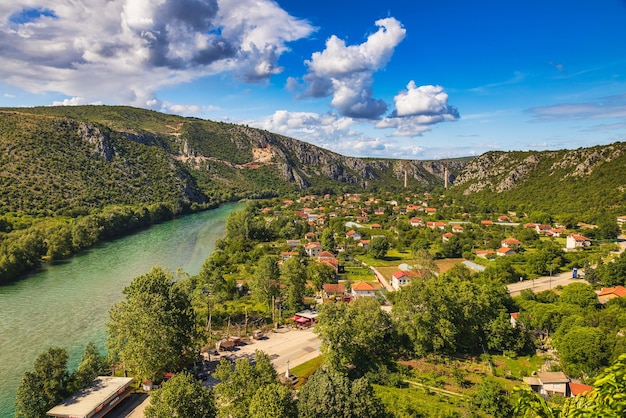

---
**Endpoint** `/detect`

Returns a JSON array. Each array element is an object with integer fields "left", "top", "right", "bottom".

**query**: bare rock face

[{"left": 78, "top": 123, "right": 114, "bottom": 162}]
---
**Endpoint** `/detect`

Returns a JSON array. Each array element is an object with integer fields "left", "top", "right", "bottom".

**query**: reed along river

[{"left": 0, "top": 202, "right": 244, "bottom": 416}]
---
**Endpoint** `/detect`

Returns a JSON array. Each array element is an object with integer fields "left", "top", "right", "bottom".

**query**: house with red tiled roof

[
  {"left": 427, "top": 221, "right": 446, "bottom": 230},
  {"left": 501, "top": 238, "right": 522, "bottom": 249},
  {"left": 304, "top": 242, "right": 323, "bottom": 257},
  {"left": 281, "top": 251, "right": 298, "bottom": 261},
  {"left": 496, "top": 247, "right": 516, "bottom": 256},
  {"left": 425, "top": 207, "right": 437, "bottom": 215},
  {"left": 510, "top": 312, "right": 519, "bottom": 328},
  {"left": 452, "top": 225, "right": 464, "bottom": 233},
  {"left": 597, "top": 286, "right": 626, "bottom": 304},
  {"left": 548, "top": 228, "right": 567, "bottom": 237},
  {"left": 358, "top": 240, "right": 370, "bottom": 249},
  {"left": 475, "top": 249, "right": 496, "bottom": 259},
  {"left": 351, "top": 281, "right": 377, "bottom": 298},
  {"left": 390, "top": 270, "right": 419, "bottom": 290},
  {"left": 442, "top": 232, "right": 454, "bottom": 243},
  {"left": 535, "top": 224, "right": 552, "bottom": 234},
  {"left": 323, "top": 283, "right": 346, "bottom": 299},
  {"left": 498, "top": 215, "right": 512, "bottom": 222},
  {"left": 370, "top": 223, "right": 382, "bottom": 229},
  {"left": 346, "top": 230, "right": 362, "bottom": 241},
  {"left": 569, "top": 382, "right": 593, "bottom": 397},
  {"left": 410, "top": 217, "right": 423, "bottom": 227},
  {"left": 481, "top": 220, "right": 493, "bottom": 226},
  {"left": 566, "top": 234, "right": 591, "bottom": 250}
]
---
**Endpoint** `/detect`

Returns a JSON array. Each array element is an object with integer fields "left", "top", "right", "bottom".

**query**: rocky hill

[
  {"left": 0, "top": 106, "right": 463, "bottom": 216},
  {"left": 450, "top": 143, "right": 626, "bottom": 220}
]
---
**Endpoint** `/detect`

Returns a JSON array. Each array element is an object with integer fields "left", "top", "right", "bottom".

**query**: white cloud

[
  {"left": 0, "top": 1, "right": 314, "bottom": 106},
  {"left": 52, "top": 97, "right": 86, "bottom": 106},
  {"left": 375, "top": 82, "right": 459, "bottom": 136},
  {"left": 301, "top": 17, "right": 406, "bottom": 119},
  {"left": 254, "top": 109, "right": 355, "bottom": 143}
]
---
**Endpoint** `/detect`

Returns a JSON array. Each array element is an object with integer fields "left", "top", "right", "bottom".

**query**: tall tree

[
  {"left": 315, "top": 297, "right": 394, "bottom": 374},
  {"left": 250, "top": 255, "right": 281, "bottom": 311},
  {"left": 369, "top": 236, "right": 390, "bottom": 259},
  {"left": 15, "top": 347, "right": 70, "bottom": 418},
  {"left": 145, "top": 372, "right": 217, "bottom": 418},
  {"left": 280, "top": 256, "right": 307, "bottom": 311},
  {"left": 297, "top": 367, "right": 387, "bottom": 418},
  {"left": 106, "top": 266, "right": 196, "bottom": 381},
  {"left": 213, "top": 350, "right": 277, "bottom": 418},
  {"left": 71, "top": 341, "right": 108, "bottom": 392},
  {"left": 320, "top": 229, "right": 336, "bottom": 252},
  {"left": 248, "top": 383, "right": 297, "bottom": 418}
]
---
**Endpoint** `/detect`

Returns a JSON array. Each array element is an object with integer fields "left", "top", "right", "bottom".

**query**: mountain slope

[
  {"left": 450, "top": 143, "right": 626, "bottom": 220},
  {"left": 0, "top": 106, "right": 460, "bottom": 216}
]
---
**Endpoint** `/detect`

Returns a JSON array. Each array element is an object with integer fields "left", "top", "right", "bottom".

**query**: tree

[
  {"left": 145, "top": 372, "right": 216, "bottom": 418},
  {"left": 213, "top": 350, "right": 277, "bottom": 418},
  {"left": 248, "top": 383, "right": 297, "bottom": 418},
  {"left": 559, "top": 282, "right": 598, "bottom": 308},
  {"left": 71, "top": 342, "right": 108, "bottom": 391},
  {"left": 321, "top": 229, "right": 336, "bottom": 252},
  {"left": 472, "top": 378, "right": 512, "bottom": 417},
  {"left": 15, "top": 347, "right": 70, "bottom": 418},
  {"left": 555, "top": 326, "right": 609, "bottom": 378},
  {"left": 393, "top": 273, "right": 507, "bottom": 355},
  {"left": 280, "top": 256, "right": 307, "bottom": 311},
  {"left": 250, "top": 255, "right": 281, "bottom": 311},
  {"left": 307, "top": 262, "right": 336, "bottom": 291},
  {"left": 369, "top": 236, "right": 389, "bottom": 259},
  {"left": 106, "top": 266, "right": 196, "bottom": 381},
  {"left": 297, "top": 367, "right": 387, "bottom": 418},
  {"left": 315, "top": 297, "right": 394, "bottom": 374}
]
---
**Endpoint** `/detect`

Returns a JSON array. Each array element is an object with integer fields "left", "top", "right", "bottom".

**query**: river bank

[{"left": 0, "top": 202, "right": 244, "bottom": 417}]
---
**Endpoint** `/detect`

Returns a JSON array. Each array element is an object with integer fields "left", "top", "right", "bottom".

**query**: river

[{"left": 0, "top": 202, "right": 244, "bottom": 417}]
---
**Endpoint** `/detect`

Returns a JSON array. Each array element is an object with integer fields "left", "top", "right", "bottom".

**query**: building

[
  {"left": 47, "top": 376, "right": 133, "bottom": 418},
  {"left": 597, "top": 286, "right": 626, "bottom": 304},
  {"left": 566, "top": 234, "right": 591, "bottom": 250},
  {"left": 524, "top": 372, "right": 570, "bottom": 397},
  {"left": 351, "top": 281, "right": 377, "bottom": 298}
]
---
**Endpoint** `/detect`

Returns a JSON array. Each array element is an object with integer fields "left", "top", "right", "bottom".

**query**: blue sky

[{"left": 1, "top": 1, "right": 625, "bottom": 159}]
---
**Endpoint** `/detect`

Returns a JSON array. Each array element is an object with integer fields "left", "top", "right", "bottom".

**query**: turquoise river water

[{"left": 0, "top": 202, "right": 244, "bottom": 417}]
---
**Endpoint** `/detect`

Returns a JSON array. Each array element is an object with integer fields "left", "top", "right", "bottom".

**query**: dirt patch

[{"left": 435, "top": 258, "right": 464, "bottom": 274}]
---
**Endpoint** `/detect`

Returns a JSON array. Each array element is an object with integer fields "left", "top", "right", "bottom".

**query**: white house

[
  {"left": 566, "top": 234, "right": 591, "bottom": 250},
  {"left": 351, "top": 281, "right": 376, "bottom": 298}
]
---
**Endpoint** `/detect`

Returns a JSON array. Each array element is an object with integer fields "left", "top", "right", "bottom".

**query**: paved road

[
  {"left": 507, "top": 271, "right": 588, "bottom": 297},
  {"left": 227, "top": 327, "right": 321, "bottom": 375}
]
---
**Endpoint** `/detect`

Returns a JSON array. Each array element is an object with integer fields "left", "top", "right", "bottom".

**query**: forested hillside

[
  {"left": 450, "top": 143, "right": 626, "bottom": 223},
  {"left": 0, "top": 105, "right": 455, "bottom": 283}
]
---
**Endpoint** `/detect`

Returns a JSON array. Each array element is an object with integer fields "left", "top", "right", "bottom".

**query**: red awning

[{"left": 296, "top": 317, "right": 309, "bottom": 323}]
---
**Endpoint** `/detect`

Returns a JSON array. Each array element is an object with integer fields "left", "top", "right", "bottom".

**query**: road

[
  {"left": 228, "top": 327, "right": 321, "bottom": 375},
  {"left": 506, "top": 271, "right": 588, "bottom": 297}
]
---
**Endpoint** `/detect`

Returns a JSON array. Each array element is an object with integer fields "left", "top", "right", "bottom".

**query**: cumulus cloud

[
  {"left": 376, "top": 82, "right": 459, "bottom": 136},
  {"left": 254, "top": 110, "right": 356, "bottom": 147},
  {"left": 52, "top": 97, "right": 87, "bottom": 106},
  {"left": 0, "top": 0, "right": 314, "bottom": 106},
  {"left": 301, "top": 17, "right": 406, "bottom": 119}
]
